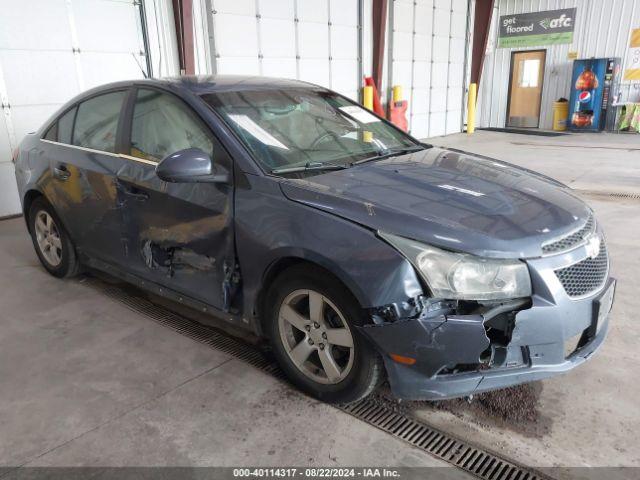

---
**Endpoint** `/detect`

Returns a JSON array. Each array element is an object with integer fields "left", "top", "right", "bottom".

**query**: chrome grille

[
  {"left": 542, "top": 215, "right": 595, "bottom": 255},
  {"left": 555, "top": 238, "right": 608, "bottom": 297}
]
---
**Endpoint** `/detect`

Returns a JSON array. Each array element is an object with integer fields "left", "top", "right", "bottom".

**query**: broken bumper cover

[{"left": 361, "top": 277, "right": 616, "bottom": 401}]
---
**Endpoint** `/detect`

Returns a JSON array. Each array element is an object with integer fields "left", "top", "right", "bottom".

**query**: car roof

[
  {"left": 42, "top": 75, "right": 328, "bottom": 135},
  {"left": 80, "top": 75, "right": 322, "bottom": 98},
  {"left": 169, "top": 75, "right": 321, "bottom": 94}
]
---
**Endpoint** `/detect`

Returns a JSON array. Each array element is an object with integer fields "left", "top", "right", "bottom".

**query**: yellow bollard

[
  {"left": 363, "top": 85, "right": 374, "bottom": 111},
  {"left": 392, "top": 85, "right": 402, "bottom": 103},
  {"left": 467, "top": 83, "right": 477, "bottom": 134}
]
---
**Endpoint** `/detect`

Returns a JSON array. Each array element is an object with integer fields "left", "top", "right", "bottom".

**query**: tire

[
  {"left": 265, "top": 264, "right": 384, "bottom": 404},
  {"left": 28, "top": 197, "right": 80, "bottom": 278}
]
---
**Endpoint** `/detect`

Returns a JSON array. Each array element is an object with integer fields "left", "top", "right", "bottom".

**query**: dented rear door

[
  {"left": 43, "top": 90, "right": 129, "bottom": 266},
  {"left": 115, "top": 87, "right": 235, "bottom": 311}
]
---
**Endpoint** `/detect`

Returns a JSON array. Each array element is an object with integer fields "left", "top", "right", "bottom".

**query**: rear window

[
  {"left": 58, "top": 107, "right": 76, "bottom": 144},
  {"left": 43, "top": 107, "right": 76, "bottom": 144},
  {"left": 73, "top": 91, "right": 126, "bottom": 153},
  {"left": 43, "top": 123, "right": 57, "bottom": 141}
]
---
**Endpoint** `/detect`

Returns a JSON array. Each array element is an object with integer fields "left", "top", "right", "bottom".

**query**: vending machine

[{"left": 568, "top": 57, "right": 620, "bottom": 132}]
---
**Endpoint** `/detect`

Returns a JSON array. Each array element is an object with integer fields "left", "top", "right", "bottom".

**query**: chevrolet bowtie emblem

[{"left": 585, "top": 234, "right": 601, "bottom": 259}]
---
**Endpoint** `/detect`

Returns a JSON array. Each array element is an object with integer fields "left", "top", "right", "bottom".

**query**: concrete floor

[
  {"left": 0, "top": 218, "right": 465, "bottom": 473},
  {"left": 433, "top": 131, "right": 640, "bottom": 194},
  {"left": 411, "top": 131, "right": 639, "bottom": 472},
  {"left": 0, "top": 130, "right": 638, "bottom": 475}
]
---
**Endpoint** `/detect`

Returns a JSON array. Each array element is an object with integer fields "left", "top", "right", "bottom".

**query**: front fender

[{"left": 235, "top": 174, "right": 424, "bottom": 332}]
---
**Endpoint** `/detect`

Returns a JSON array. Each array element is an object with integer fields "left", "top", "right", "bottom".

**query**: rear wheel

[
  {"left": 266, "top": 265, "right": 383, "bottom": 403},
  {"left": 28, "top": 197, "right": 80, "bottom": 278}
]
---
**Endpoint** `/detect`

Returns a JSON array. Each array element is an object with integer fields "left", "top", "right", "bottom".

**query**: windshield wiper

[
  {"left": 271, "top": 162, "right": 348, "bottom": 175},
  {"left": 350, "top": 145, "right": 427, "bottom": 166}
]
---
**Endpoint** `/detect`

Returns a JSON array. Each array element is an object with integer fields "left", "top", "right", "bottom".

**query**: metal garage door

[
  {"left": 208, "top": 0, "right": 361, "bottom": 100},
  {"left": 0, "top": 0, "right": 149, "bottom": 217},
  {"left": 389, "top": 0, "right": 469, "bottom": 138}
]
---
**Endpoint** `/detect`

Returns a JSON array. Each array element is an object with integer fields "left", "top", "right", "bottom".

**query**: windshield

[{"left": 202, "top": 89, "right": 419, "bottom": 174}]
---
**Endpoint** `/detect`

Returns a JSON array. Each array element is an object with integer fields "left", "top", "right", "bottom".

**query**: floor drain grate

[
  {"left": 342, "top": 398, "right": 546, "bottom": 480},
  {"left": 86, "top": 276, "right": 551, "bottom": 480},
  {"left": 577, "top": 190, "right": 640, "bottom": 200}
]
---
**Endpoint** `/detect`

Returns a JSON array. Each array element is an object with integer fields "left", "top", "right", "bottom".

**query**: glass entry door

[{"left": 506, "top": 50, "right": 546, "bottom": 128}]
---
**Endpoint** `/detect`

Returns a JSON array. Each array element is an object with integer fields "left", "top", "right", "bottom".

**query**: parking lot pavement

[
  {"left": 404, "top": 132, "right": 640, "bottom": 471},
  {"left": 0, "top": 218, "right": 461, "bottom": 472}
]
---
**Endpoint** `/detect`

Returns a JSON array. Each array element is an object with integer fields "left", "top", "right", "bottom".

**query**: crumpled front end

[{"left": 361, "top": 225, "right": 616, "bottom": 401}]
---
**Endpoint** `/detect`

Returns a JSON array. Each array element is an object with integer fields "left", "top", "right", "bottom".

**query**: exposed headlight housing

[{"left": 379, "top": 232, "right": 532, "bottom": 300}]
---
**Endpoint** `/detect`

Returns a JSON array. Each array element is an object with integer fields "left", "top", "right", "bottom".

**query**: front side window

[
  {"left": 202, "top": 89, "right": 417, "bottom": 174},
  {"left": 73, "top": 91, "right": 126, "bottom": 153},
  {"left": 130, "top": 88, "right": 214, "bottom": 162}
]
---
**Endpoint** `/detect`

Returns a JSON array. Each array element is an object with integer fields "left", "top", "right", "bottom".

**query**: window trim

[
  {"left": 40, "top": 139, "right": 158, "bottom": 166},
  {"left": 39, "top": 87, "right": 156, "bottom": 166},
  {"left": 40, "top": 86, "right": 131, "bottom": 150},
  {"left": 38, "top": 84, "right": 236, "bottom": 171}
]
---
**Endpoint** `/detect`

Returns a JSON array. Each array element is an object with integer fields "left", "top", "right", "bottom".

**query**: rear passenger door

[
  {"left": 42, "top": 90, "right": 129, "bottom": 265},
  {"left": 116, "top": 87, "right": 235, "bottom": 311}
]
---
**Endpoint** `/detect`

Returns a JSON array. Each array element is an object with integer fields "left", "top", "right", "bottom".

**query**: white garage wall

[
  {"left": 1, "top": 0, "right": 471, "bottom": 216},
  {"left": 145, "top": 0, "right": 182, "bottom": 77},
  {"left": 0, "top": 0, "right": 152, "bottom": 216},
  {"left": 388, "top": 0, "right": 469, "bottom": 139},
  {"left": 200, "top": 0, "right": 469, "bottom": 135},
  {"left": 207, "top": 0, "right": 361, "bottom": 100}
]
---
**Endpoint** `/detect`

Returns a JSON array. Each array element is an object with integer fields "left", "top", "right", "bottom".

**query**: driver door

[{"left": 116, "top": 87, "right": 235, "bottom": 311}]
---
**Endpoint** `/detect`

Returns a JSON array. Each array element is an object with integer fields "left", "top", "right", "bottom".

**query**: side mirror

[{"left": 155, "top": 148, "right": 229, "bottom": 183}]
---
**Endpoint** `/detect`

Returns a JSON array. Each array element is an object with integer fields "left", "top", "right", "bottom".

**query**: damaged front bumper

[{"left": 361, "top": 272, "right": 616, "bottom": 401}]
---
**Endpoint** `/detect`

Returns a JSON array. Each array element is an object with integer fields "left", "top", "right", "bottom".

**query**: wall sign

[
  {"left": 498, "top": 8, "right": 577, "bottom": 48},
  {"left": 623, "top": 28, "right": 640, "bottom": 81}
]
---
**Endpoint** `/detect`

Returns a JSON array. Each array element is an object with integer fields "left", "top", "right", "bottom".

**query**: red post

[
  {"left": 172, "top": 0, "right": 195, "bottom": 75},
  {"left": 470, "top": 0, "right": 495, "bottom": 89},
  {"left": 371, "top": 0, "right": 387, "bottom": 93}
]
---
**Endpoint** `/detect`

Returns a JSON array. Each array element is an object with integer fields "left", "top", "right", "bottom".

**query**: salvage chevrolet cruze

[{"left": 14, "top": 76, "right": 615, "bottom": 403}]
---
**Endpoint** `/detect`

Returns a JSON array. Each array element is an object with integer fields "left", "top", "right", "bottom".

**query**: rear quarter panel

[{"left": 14, "top": 133, "right": 50, "bottom": 214}]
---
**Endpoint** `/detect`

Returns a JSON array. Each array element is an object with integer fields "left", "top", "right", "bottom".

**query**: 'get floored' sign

[{"left": 498, "top": 8, "right": 577, "bottom": 48}]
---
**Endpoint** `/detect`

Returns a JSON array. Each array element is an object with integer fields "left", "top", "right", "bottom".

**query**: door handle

[
  {"left": 53, "top": 164, "right": 70, "bottom": 180},
  {"left": 117, "top": 181, "right": 149, "bottom": 202}
]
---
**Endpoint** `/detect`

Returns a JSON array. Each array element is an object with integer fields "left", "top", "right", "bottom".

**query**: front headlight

[{"left": 379, "top": 231, "right": 532, "bottom": 300}]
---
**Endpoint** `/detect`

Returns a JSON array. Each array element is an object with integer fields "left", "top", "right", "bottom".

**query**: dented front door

[{"left": 116, "top": 87, "right": 236, "bottom": 311}]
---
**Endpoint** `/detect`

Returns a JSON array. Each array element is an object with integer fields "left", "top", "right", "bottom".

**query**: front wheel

[{"left": 266, "top": 265, "right": 383, "bottom": 403}]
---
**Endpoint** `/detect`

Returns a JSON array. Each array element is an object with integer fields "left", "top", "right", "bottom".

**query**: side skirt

[{"left": 84, "top": 255, "right": 249, "bottom": 331}]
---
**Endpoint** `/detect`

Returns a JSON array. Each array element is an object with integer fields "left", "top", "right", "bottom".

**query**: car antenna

[{"left": 131, "top": 52, "right": 149, "bottom": 79}]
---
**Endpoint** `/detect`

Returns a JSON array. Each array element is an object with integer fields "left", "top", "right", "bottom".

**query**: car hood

[{"left": 279, "top": 147, "right": 591, "bottom": 259}]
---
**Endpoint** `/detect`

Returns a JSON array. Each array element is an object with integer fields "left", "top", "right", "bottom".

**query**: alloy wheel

[
  {"left": 278, "top": 289, "right": 355, "bottom": 384},
  {"left": 34, "top": 210, "right": 63, "bottom": 267}
]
